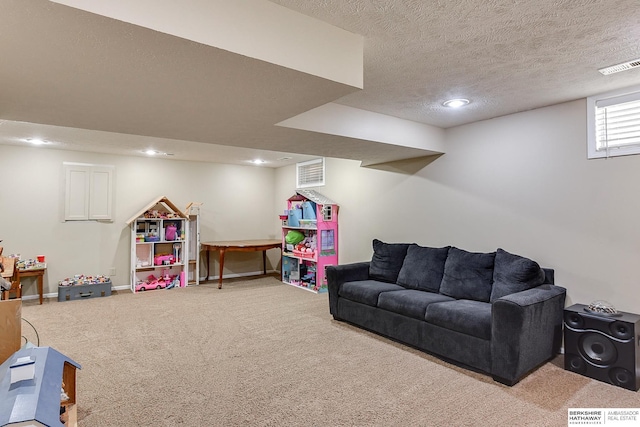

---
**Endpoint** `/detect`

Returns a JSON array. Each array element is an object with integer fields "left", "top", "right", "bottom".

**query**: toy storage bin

[
  {"left": 293, "top": 249, "right": 315, "bottom": 259},
  {"left": 282, "top": 257, "right": 300, "bottom": 283},
  {"left": 58, "top": 281, "right": 112, "bottom": 302}
]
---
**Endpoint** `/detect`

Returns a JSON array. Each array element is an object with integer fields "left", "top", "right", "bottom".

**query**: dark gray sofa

[{"left": 326, "top": 240, "right": 566, "bottom": 386}]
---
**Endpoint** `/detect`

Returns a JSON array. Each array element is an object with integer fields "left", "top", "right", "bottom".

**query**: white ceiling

[{"left": 2, "top": 0, "right": 640, "bottom": 167}]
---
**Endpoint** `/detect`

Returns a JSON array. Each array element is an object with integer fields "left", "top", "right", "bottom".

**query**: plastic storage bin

[{"left": 58, "top": 281, "right": 112, "bottom": 302}]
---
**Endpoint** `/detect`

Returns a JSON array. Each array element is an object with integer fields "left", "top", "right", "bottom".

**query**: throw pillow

[
  {"left": 397, "top": 244, "right": 450, "bottom": 292},
  {"left": 440, "top": 247, "right": 495, "bottom": 302},
  {"left": 369, "top": 239, "right": 410, "bottom": 283},
  {"left": 490, "top": 248, "right": 545, "bottom": 302}
]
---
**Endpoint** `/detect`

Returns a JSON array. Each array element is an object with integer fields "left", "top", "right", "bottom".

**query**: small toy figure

[
  {"left": 166, "top": 275, "right": 180, "bottom": 289},
  {"left": 162, "top": 271, "right": 172, "bottom": 283}
]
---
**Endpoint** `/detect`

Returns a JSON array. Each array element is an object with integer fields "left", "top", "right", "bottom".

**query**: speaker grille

[
  {"left": 566, "top": 353, "right": 587, "bottom": 374},
  {"left": 565, "top": 312, "right": 585, "bottom": 329},
  {"left": 609, "top": 367, "right": 634, "bottom": 388},
  {"left": 610, "top": 321, "right": 633, "bottom": 340},
  {"left": 579, "top": 332, "right": 617, "bottom": 365}
]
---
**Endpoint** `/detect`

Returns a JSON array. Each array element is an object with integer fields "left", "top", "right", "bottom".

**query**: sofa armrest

[
  {"left": 491, "top": 284, "right": 566, "bottom": 385},
  {"left": 326, "top": 262, "right": 370, "bottom": 318}
]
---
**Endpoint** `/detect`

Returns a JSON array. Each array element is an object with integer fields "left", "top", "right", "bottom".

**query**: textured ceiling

[
  {"left": 270, "top": 0, "right": 640, "bottom": 127},
  {"left": 1, "top": 0, "right": 640, "bottom": 166}
]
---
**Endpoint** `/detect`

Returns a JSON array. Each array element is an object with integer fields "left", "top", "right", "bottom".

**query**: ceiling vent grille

[{"left": 598, "top": 59, "right": 640, "bottom": 75}]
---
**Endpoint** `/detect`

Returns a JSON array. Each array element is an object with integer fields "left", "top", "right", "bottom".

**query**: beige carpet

[{"left": 19, "top": 276, "right": 638, "bottom": 426}]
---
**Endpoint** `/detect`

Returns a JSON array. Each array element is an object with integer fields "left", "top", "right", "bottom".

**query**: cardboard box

[{"left": 0, "top": 299, "right": 21, "bottom": 364}]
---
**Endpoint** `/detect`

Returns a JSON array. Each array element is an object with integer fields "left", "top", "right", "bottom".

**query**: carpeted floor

[{"left": 18, "top": 276, "right": 639, "bottom": 426}]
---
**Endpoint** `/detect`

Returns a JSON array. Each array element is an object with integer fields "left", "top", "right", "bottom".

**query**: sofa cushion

[
  {"left": 490, "top": 248, "right": 545, "bottom": 302},
  {"left": 439, "top": 247, "right": 495, "bottom": 302},
  {"left": 339, "top": 280, "right": 405, "bottom": 307},
  {"left": 369, "top": 239, "right": 410, "bottom": 283},
  {"left": 377, "top": 289, "right": 455, "bottom": 321},
  {"left": 396, "top": 244, "right": 450, "bottom": 292},
  {"left": 425, "top": 300, "right": 492, "bottom": 340}
]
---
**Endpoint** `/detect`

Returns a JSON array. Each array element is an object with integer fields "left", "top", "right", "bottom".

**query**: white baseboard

[
  {"left": 21, "top": 293, "right": 55, "bottom": 301},
  {"left": 22, "top": 269, "right": 281, "bottom": 301},
  {"left": 202, "top": 269, "right": 279, "bottom": 282}
]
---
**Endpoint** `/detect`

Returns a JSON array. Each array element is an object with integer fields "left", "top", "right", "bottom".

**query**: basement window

[
  {"left": 587, "top": 86, "right": 640, "bottom": 159},
  {"left": 296, "top": 158, "right": 325, "bottom": 188}
]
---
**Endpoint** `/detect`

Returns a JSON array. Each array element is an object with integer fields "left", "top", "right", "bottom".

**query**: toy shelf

[
  {"left": 281, "top": 190, "right": 338, "bottom": 294},
  {"left": 185, "top": 202, "right": 202, "bottom": 286},
  {"left": 127, "top": 196, "right": 189, "bottom": 293}
]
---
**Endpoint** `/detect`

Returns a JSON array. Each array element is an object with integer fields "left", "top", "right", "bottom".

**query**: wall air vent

[{"left": 598, "top": 59, "right": 640, "bottom": 75}]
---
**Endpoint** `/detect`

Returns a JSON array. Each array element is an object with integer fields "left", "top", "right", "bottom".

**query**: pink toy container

[{"left": 165, "top": 225, "right": 177, "bottom": 241}]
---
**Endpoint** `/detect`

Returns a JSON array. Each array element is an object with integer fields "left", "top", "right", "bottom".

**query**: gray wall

[
  {"left": 0, "top": 145, "right": 278, "bottom": 296},
  {"left": 3, "top": 97, "right": 639, "bottom": 313},
  {"left": 276, "top": 99, "right": 640, "bottom": 313}
]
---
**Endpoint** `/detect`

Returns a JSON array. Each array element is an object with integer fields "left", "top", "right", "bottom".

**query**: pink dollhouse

[{"left": 281, "top": 189, "right": 338, "bottom": 293}]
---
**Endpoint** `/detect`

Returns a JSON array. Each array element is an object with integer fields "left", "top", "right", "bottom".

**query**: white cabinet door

[
  {"left": 89, "top": 167, "right": 113, "bottom": 220},
  {"left": 63, "top": 163, "right": 114, "bottom": 221},
  {"left": 65, "top": 166, "right": 90, "bottom": 220}
]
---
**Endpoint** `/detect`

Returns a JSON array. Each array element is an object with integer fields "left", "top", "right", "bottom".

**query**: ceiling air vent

[{"left": 598, "top": 59, "right": 640, "bottom": 75}]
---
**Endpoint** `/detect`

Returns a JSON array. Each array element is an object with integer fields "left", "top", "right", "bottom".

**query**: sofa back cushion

[
  {"left": 397, "top": 244, "right": 450, "bottom": 292},
  {"left": 490, "top": 248, "right": 545, "bottom": 302},
  {"left": 440, "top": 247, "right": 495, "bottom": 302},
  {"left": 369, "top": 239, "right": 410, "bottom": 283}
]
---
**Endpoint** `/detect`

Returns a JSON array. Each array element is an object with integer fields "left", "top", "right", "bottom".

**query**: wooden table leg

[
  {"left": 38, "top": 274, "right": 43, "bottom": 305},
  {"left": 262, "top": 250, "right": 267, "bottom": 275},
  {"left": 218, "top": 248, "right": 226, "bottom": 289},
  {"left": 205, "top": 248, "right": 210, "bottom": 282}
]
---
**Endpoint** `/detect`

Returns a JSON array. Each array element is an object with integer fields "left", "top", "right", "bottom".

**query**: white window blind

[
  {"left": 596, "top": 98, "right": 640, "bottom": 150},
  {"left": 296, "top": 158, "right": 325, "bottom": 188},
  {"left": 588, "top": 86, "right": 640, "bottom": 159}
]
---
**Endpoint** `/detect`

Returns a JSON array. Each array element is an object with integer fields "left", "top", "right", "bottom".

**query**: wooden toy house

[
  {"left": 281, "top": 189, "right": 338, "bottom": 293},
  {"left": 127, "top": 196, "right": 189, "bottom": 293},
  {"left": 0, "top": 346, "right": 81, "bottom": 427}
]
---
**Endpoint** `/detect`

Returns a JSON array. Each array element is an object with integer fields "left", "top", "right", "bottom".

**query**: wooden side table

[
  {"left": 201, "top": 240, "right": 282, "bottom": 289},
  {"left": 17, "top": 266, "right": 46, "bottom": 305}
]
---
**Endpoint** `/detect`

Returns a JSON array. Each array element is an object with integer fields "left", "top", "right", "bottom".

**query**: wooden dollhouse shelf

[
  {"left": 283, "top": 225, "right": 318, "bottom": 230},
  {"left": 127, "top": 196, "right": 190, "bottom": 293}
]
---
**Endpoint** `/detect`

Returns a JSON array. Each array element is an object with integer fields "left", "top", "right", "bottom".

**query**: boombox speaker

[{"left": 564, "top": 304, "right": 640, "bottom": 391}]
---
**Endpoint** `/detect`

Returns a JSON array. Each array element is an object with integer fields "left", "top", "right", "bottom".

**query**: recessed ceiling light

[
  {"left": 251, "top": 159, "right": 266, "bottom": 165},
  {"left": 277, "top": 156, "right": 293, "bottom": 161},
  {"left": 443, "top": 99, "right": 470, "bottom": 108},
  {"left": 24, "top": 138, "right": 50, "bottom": 145},
  {"left": 142, "top": 149, "right": 173, "bottom": 156}
]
